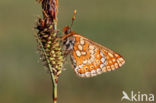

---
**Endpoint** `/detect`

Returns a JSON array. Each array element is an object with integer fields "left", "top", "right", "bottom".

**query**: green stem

[{"left": 51, "top": 73, "right": 58, "bottom": 103}]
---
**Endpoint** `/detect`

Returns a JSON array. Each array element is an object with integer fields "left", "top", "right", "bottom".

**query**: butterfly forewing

[{"left": 70, "top": 34, "right": 125, "bottom": 77}]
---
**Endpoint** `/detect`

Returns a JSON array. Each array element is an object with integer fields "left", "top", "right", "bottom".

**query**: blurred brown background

[{"left": 0, "top": 0, "right": 156, "bottom": 103}]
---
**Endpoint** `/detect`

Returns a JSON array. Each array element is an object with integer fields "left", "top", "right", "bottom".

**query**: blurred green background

[{"left": 0, "top": 0, "right": 156, "bottom": 103}]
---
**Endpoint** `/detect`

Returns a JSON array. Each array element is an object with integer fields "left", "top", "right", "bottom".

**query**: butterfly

[{"left": 61, "top": 10, "right": 125, "bottom": 78}]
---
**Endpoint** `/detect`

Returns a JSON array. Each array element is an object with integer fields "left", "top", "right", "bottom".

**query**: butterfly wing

[{"left": 70, "top": 33, "right": 125, "bottom": 77}]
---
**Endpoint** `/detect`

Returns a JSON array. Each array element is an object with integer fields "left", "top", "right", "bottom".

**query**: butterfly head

[{"left": 63, "top": 26, "right": 71, "bottom": 35}]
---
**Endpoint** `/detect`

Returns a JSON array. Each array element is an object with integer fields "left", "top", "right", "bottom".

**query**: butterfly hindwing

[{"left": 70, "top": 34, "right": 125, "bottom": 77}]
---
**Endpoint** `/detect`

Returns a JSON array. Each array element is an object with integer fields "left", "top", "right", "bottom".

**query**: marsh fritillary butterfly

[{"left": 62, "top": 10, "right": 125, "bottom": 77}]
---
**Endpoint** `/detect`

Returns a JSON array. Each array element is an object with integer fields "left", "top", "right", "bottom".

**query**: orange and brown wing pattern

[{"left": 70, "top": 34, "right": 125, "bottom": 77}]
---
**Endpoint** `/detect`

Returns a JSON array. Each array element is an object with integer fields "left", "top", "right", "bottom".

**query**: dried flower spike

[
  {"left": 35, "top": 0, "right": 63, "bottom": 82},
  {"left": 34, "top": 0, "right": 63, "bottom": 103}
]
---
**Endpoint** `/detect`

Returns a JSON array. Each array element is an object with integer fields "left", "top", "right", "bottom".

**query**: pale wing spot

[
  {"left": 107, "top": 66, "right": 111, "bottom": 71},
  {"left": 75, "top": 66, "right": 79, "bottom": 71},
  {"left": 78, "top": 64, "right": 83, "bottom": 68},
  {"left": 80, "top": 73, "right": 85, "bottom": 77},
  {"left": 81, "top": 51, "right": 86, "bottom": 55},
  {"left": 112, "top": 58, "right": 116, "bottom": 62},
  {"left": 89, "top": 45, "right": 95, "bottom": 50},
  {"left": 122, "top": 60, "right": 125, "bottom": 64},
  {"left": 101, "top": 58, "right": 105, "bottom": 63},
  {"left": 108, "top": 53, "right": 114, "bottom": 58},
  {"left": 87, "top": 59, "right": 92, "bottom": 64},
  {"left": 90, "top": 57, "right": 95, "bottom": 62},
  {"left": 85, "top": 72, "right": 91, "bottom": 77},
  {"left": 91, "top": 70, "right": 97, "bottom": 76},
  {"left": 115, "top": 63, "right": 119, "bottom": 68},
  {"left": 100, "top": 51, "right": 104, "bottom": 57},
  {"left": 118, "top": 58, "right": 125, "bottom": 63},
  {"left": 111, "top": 65, "right": 115, "bottom": 70},
  {"left": 78, "top": 44, "right": 83, "bottom": 51},
  {"left": 76, "top": 50, "right": 81, "bottom": 57},
  {"left": 97, "top": 68, "right": 102, "bottom": 74},
  {"left": 97, "top": 54, "right": 100, "bottom": 58},
  {"left": 105, "top": 61, "right": 108, "bottom": 65},
  {"left": 80, "top": 38, "right": 85, "bottom": 45},
  {"left": 100, "top": 64, "right": 104, "bottom": 69},
  {"left": 102, "top": 67, "right": 107, "bottom": 72},
  {"left": 91, "top": 55, "right": 95, "bottom": 59},
  {"left": 117, "top": 59, "right": 124, "bottom": 67},
  {"left": 115, "top": 54, "right": 120, "bottom": 57},
  {"left": 117, "top": 59, "right": 121, "bottom": 64},
  {"left": 118, "top": 63, "right": 122, "bottom": 67},
  {"left": 118, "top": 57, "right": 124, "bottom": 61},
  {"left": 89, "top": 49, "right": 94, "bottom": 54},
  {"left": 83, "top": 60, "right": 87, "bottom": 64}
]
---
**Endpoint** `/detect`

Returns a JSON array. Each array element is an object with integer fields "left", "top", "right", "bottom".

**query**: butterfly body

[{"left": 62, "top": 26, "right": 125, "bottom": 77}]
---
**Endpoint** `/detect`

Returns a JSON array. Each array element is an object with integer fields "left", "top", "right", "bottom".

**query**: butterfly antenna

[{"left": 70, "top": 9, "right": 77, "bottom": 28}]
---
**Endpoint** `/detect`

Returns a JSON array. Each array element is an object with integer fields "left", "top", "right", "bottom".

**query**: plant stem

[
  {"left": 51, "top": 73, "right": 58, "bottom": 103},
  {"left": 36, "top": 0, "right": 61, "bottom": 103}
]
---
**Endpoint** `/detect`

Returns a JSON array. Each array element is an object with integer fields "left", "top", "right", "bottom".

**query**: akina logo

[{"left": 121, "top": 91, "right": 154, "bottom": 102}]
